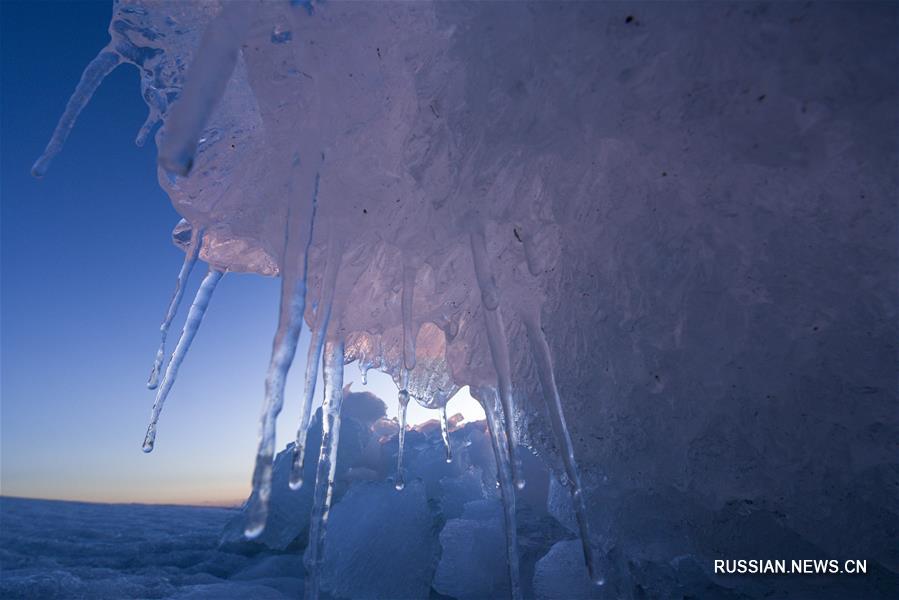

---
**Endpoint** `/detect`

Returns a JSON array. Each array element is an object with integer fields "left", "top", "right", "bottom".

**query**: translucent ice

[
  {"left": 440, "top": 405, "right": 453, "bottom": 463},
  {"left": 290, "top": 238, "right": 343, "bottom": 490},
  {"left": 220, "top": 439, "right": 316, "bottom": 552},
  {"left": 143, "top": 266, "right": 223, "bottom": 452},
  {"left": 31, "top": 50, "right": 120, "bottom": 178},
  {"left": 303, "top": 338, "right": 345, "bottom": 600},
  {"left": 221, "top": 391, "right": 384, "bottom": 552},
  {"left": 63, "top": 0, "right": 899, "bottom": 594},
  {"left": 473, "top": 386, "right": 522, "bottom": 599},
  {"left": 30, "top": 1, "right": 899, "bottom": 598},
  {"left": 394, "top": 387, "right": 410, "bottom": 491},
  {"left": 35, "top": 0, "right": 601, "bottom": 591},
  {"left": 147, "top": 220, "right": 202, "bottom": 390}
]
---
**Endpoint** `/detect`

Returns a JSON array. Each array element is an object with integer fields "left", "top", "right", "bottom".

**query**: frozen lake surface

[{"left": 0, "top": 497, "right": 302, "bottom": 599}]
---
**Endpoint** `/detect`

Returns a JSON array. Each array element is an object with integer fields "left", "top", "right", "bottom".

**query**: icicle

[
  {"left": 288, "top": 304, "right": 327, "bottom": 490},
  {"left": 135, "top": 112, "right": 161, "bottom": 147},
  {"left": 473, "top": 386, "right": 522, "bottom": 600},
  {"left": 524, "top": 311, "right": 601, "bottom": 584},
  {"left": 395, "top": 387, "right": 409, "bottom": 491},
  {"left": 470, "top": 231, "right": 524, "bottom": 489},
  {"left": 440, "top": 404, "right": 453, "bottom": 463},
  {"left": 244, "top": 174, "right": 320, "bottom": 538},
  {"left": 31, "top": 48, "right": 121, "bottom": 178},
  {"left": 482, "top": 308, "right": 523, "bottom": 489},
  {"left": 135, "top": 81, "right": 168, "bottom": 147},
  {"left": 157, "top": 2, "right": 253, "bottom": 175},
  {"left": 290, "top": 238, "right": 343, "bottom": 490},
  {"left": 401, "top": 263, "right": 417, "bottom": 371},
  {"left": 142, "top": 267, "right": 224, "bottom": 452},
  {"left": 147, "top": 225, "right": 203, "bottom": 390},
  {"left": 303, "top": 336, "right": 345, "bottom": 600}
]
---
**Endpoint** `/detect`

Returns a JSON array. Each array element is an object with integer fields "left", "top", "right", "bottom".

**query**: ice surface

[
  {"left": 0, "top": 497, "right": 271, "bottom": 599},
  {"left": 433, "top": 500, "right": 508, "bottom": 600},
  {"left": 438, "top": 467, "right": 487, "bottom": 520},
  {"left": 32, "top": 0, "right": 899, "bottom": 598},
  {"left": 546, "top": 473, "right": 577, "bottom": 536},
  {"left": 532, "top": 540, "right": 596, "bottom": 600},
  {"left": 319, "top": 480, "right": 438, "bottom": 600}
]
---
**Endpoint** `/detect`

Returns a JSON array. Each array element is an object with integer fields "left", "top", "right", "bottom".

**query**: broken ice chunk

[
  {"left": 533, "top": 540, "right": 597, "bottom": 600},
  {"left": 319, "top": 480, "right": 438, "bottom": 600},
  {"left": 433, "top": 505, "right": 509, "bottom": 600},
  {"left": 438, "top": 467, "right": 487, "bottom": 520},
  {"left": 547, "top": 473, "right": 578, "bottom": 535}
]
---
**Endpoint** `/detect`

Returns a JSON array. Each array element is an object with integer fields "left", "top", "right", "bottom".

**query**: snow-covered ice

[{"left": 0, "top": 497, "right": 287, "bottom": 599}]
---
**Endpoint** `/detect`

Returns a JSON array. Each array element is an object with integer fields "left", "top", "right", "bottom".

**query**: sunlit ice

[{"left": 3, "top": 1, "right": 896, "bottom": 599}]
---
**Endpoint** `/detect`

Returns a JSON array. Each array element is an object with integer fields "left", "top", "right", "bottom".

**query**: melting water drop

[
  {"left": 147, "top": 224, "right": 203, "bottom": 390},
  {"left": 357, "top": 349, "right": 375, "bottom": 386},
  {"left": 142, "top": 267, "right": 224, "bottom": 452}
]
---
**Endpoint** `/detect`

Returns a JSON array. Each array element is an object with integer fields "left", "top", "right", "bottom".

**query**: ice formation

[
  {"left": 32, "top": 0, "right": 899, "bottom": 598},
  {"left": 32, "top": 0, "right": 601, "bottom": 597},
  {"left": 143, "top": 264, "right": 223, "bottom": 453}
]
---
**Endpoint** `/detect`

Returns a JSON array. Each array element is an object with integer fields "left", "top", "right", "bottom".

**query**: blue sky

[{"left": 1, "top": 1, "right": 478, "bottom": 505}]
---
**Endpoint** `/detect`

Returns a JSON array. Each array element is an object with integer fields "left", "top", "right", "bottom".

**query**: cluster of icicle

[{"left": 33, "top": 1, "right": 602, "bottom": 598}]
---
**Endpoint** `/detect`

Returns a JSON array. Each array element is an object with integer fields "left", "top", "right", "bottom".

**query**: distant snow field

[{"left": 0, "top": 497, "right": 300, "bottom": 599}]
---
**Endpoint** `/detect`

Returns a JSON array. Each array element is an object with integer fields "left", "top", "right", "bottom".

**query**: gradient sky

[{"left": 1, "top": 1, "right": 480, "bottom": 505}]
